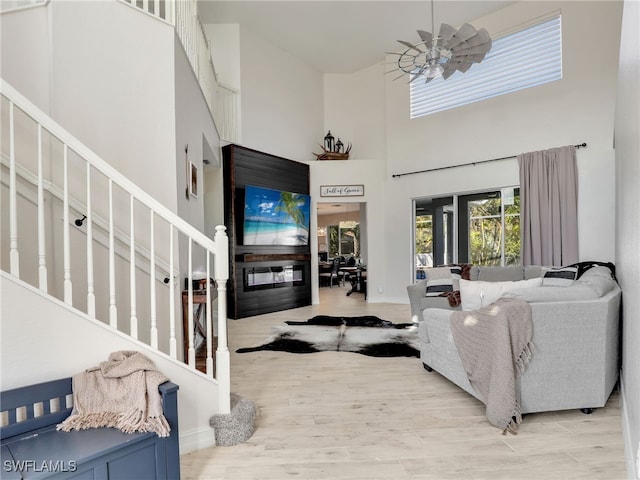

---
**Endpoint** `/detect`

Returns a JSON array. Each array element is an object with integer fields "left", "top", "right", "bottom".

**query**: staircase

[{"left": 0, "top": 0, "right": 238, "bottom": 453}]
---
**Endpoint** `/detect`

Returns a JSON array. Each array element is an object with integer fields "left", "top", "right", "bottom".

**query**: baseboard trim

[
  {"left": 620, "top": 375, "right": 638, "bottom": 479},
  {"left": 179, "top": 426, "right": 216, "bottom": 455}
]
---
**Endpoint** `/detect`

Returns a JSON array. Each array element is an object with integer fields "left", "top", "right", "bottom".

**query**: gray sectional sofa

[{"left": 407, "top": 265, "right": 621, "bottom": 414}]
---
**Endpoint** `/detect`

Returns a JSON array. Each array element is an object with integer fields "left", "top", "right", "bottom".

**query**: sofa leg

[
  {"left": 580, "top": 408, "right": 594, "bottom": 415},
  {"left": 422, "top": 363, "right": 433, "bottom": 372}
]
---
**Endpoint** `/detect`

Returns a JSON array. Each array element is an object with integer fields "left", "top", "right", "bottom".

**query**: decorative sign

[{"left": 320, "top": 185, "right": 364, "bottom": 197}]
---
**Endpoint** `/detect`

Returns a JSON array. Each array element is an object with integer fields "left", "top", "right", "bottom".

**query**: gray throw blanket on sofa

[{"left": 450, "top": 297, "right": 533, "bottom": 434}]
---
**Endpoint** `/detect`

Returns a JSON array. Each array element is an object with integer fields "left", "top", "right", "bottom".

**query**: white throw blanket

[
  {"left": 57, "top": 351, "right": 170, "bottom": 437},
  {"left": 450, "top": 298, "right": 534, "bottom": 434}
]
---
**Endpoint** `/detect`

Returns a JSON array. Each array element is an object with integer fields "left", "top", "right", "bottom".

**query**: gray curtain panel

[{"left": 518, "top": 145, "right": 579, "bottom": 266}]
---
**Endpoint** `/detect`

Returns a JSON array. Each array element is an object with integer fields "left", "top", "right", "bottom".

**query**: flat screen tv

[{"left": 243, "top": 185, "right": 311, "bottom": 246}]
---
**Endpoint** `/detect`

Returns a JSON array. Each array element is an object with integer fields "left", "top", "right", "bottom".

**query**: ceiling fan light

[{"left": 425, "top": 62, "right": 444, "bottom": 79}]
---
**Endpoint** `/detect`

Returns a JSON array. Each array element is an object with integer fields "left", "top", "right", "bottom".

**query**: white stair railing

[
  {"left": 118, "top": 0, "right": 241, "bottom": 144},
  {"left": 0, "top": 78, "right": 231, "bottom": 414}
]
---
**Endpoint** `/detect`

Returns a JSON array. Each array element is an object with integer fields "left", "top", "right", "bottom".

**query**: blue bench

[{"left": 1, "top": 378, "right": 180, "bottom": 479}]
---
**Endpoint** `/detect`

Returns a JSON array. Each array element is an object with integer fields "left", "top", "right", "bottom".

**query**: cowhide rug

[{"left": 236, "top": 315, "right": 419, "bottom": 358}]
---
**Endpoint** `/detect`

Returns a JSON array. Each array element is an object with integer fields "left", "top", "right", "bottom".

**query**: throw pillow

[
  {"left": 460, "top": 278, "right": 543, "bottom": 311},
  {"left": 425, "top": 267, "right": 461, "bottom": 297},
  {"left": 575, "top": 266, "right": 617, "bottom": 297},
  {"left": 542, "top": 266, "right": 578, "bottom": 286},
  {"left": 568, "top": 261, "right": 617, "bottom": 281}
]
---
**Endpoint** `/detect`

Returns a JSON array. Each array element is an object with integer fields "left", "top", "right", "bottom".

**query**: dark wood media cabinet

[{"left": 223, "top": 145, "right": 312, "bottom": 319}]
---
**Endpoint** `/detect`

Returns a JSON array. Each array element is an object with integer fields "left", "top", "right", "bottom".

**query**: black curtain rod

[{"left": 391, "top": 142, "right": 588, "bottom": 179}]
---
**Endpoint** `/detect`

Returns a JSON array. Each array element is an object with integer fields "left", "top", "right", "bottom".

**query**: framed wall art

[{"left": 189, "top": 162, "right": 198, "bottom": 198}]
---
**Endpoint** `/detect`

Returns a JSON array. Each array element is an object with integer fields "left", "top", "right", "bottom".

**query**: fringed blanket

[
  {"left": 450, "top": 298, "right": 533, "bottom": 435},
  {"left": 57, "top": 351, "right": 170, "bottom": 437}
]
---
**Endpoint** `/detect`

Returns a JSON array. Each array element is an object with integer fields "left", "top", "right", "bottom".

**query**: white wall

[
  {"left": 238, "top": 25, "right": 324, "bottom": 163},
  {"left": 615, "top": 0, "right": 640, "bottom": 476},
  {"left": 205, "top": 24, "right": 241, "bottom": 92},
  {"left": 49, "top": 0, "right": 178, "bottom": 212},
  {"left": 0, "top": 6, "right": 50, "bottom": 113},
  {"left": 380, "top": 0, "right": 623, "bottom": 301},
  {"left": 0, "top": 273, "right": 218, "bottom": 453},
  {"left": 323, "top": 62, "right": 386, "bottom": 162},
  {"left": 174, "top": 35, "right": 219, "bottom": 234}
]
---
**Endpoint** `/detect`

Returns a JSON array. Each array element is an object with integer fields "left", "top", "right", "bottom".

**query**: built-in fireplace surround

[{"left": 223, "top": 145, "right": 312, "bottom": 318}]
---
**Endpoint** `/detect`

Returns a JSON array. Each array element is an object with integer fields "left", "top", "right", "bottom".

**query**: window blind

[{"left": 410, "top": 15, "right": 562, "bottom": 118}]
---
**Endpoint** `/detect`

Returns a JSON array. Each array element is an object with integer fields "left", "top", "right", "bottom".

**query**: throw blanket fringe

[
  {"left": 502, "top": 341, "right": 535, "bottom": 435},
  {"left": 450, "top": 298, "right": 533, "bottom": 435},
  {"left": 57, "top": 351, "right": 170, "bottom": 437}
]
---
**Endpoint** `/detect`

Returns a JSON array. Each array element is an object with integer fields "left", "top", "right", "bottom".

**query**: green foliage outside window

[
  {"left": 468, "top": 195, "right": 520, "bottom": 266},
  {"left": 328, "top": 223, "right": 360, "bottom": 257},
  {"left": 415, "top": 215, "right": 433, "bottom": 255}
]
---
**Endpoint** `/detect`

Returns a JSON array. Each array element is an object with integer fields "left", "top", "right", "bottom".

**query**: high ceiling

[{"left": 198, "top": 1, "right": 515, "bottom": 74}]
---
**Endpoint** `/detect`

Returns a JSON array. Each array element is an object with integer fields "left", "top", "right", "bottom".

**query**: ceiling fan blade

[
  {"left": 465, "top": 28, "right": 492, "bottom": 48},
  {"left": 451, "top": 52, "right": 486, "bottom": 64},
  {"left": 456, "top": 61, "right": 476, "bottom": 73},
  {"left": 397, "top": 40, "right": 424, "bottom": 53},
  {"left": 444, "top": 23, "right": 479, "bottom": 49},
  {"left": 451, "top": 43, "right": 492, "bottom": 56},
  {"left": 442, "top": 66, "right": 457, "bottom": 80},
  {"left": 437, "top": 23, "right": 456, "bottom": 45},
  {"left": 416, "top": 30, "right": 433, "bottom": 48}
]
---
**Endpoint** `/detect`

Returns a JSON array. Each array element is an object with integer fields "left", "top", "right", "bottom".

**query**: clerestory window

[{"left": 410, "top": 14, "right": 562, "bottom": 118}]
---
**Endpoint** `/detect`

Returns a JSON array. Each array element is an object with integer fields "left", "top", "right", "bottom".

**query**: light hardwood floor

[{"left": 180, "top": 285, "right": 627, "bottom": 479}]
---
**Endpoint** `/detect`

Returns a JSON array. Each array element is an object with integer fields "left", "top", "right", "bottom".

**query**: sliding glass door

[
  {"left": 414, "top": 197, "right": 453, "bottom": 279},
  {"left": 413, "top": 188, "right": 520, "bottom": 281}
]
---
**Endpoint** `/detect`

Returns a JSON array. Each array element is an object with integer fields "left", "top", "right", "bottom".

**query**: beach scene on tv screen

[{"left": 243, "top": 185, "right": 310, "bottom": 246}]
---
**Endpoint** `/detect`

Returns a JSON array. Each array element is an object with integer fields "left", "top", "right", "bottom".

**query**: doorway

[{"left": 316, "top": 202, "right": 367, "bottom": 301}]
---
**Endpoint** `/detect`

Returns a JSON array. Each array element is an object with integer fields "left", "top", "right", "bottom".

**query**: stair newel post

[
  {"left": 37, "top": 124, "right": 47, "bottom": 292},
  {"left": 108, "top": 179, "right": 117, "bottom": 328},
  {"left": 187, "top": 238, "right": 195, "bottom": 368},
  {"left": 129, "top": 195, "right": 138, "bottom": 339},
  {"left": 169, "top": 225, "right": 177, "bottom": 358},
  {"left": 62, "top": 144, "right": 72, "bottom": 305},
  {"left": 149, "top": 210, "right": 158, "bottom": 350},
  {"left": 9, "top": 101, "right": 19, "bottom": 276},
  {"left": 214, "top": 225, "right": 230, "bottom": 414},
  {"left": 205, "top": 251, "right": 213, "bottom": 376},
  {"left": 86, "top": 162, "right": 95, "bottom": 317}
]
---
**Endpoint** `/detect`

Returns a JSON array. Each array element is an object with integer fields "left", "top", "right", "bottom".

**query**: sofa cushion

[
  {"left": 425, "top": 267, "right": 461, "bottom": 296},
  {"left": 476, "top": 266, "right": 524, "bottom": 282},
  {"left": 459, "top": 277, "right": 543, "bottom": 311},
  {"left": 504, "top": 284, "right": 600, "bottom": 302},
  {"left": 524, "top": 265, "right": 545, "bottom": 279}
]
